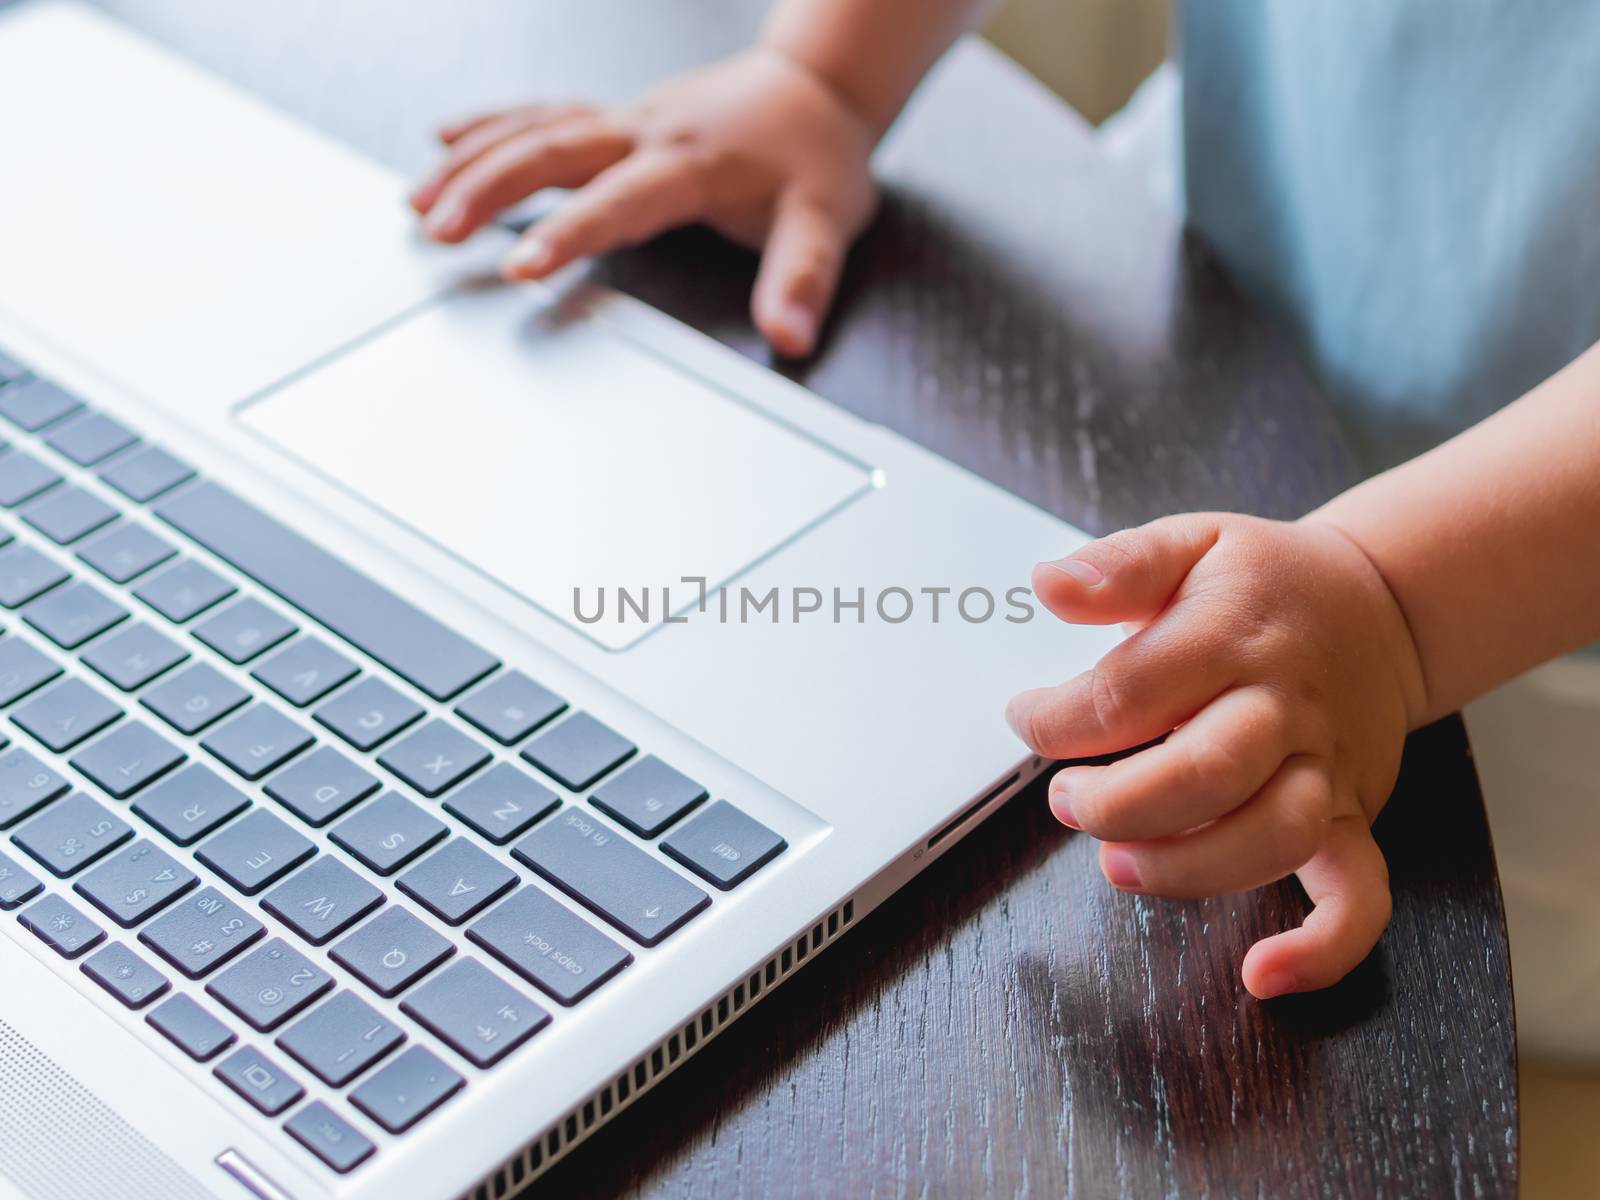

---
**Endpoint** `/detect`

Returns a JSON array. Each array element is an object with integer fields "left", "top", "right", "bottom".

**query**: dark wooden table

[{"left": 88, "top": 2, "right": 1518, "bottom": 1195}]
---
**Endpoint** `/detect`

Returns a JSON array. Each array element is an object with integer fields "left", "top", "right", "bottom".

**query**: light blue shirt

[{"left": 1179, "top": 1, "right": 1600, "bottom": 473}]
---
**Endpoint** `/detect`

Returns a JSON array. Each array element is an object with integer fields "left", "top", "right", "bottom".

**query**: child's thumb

[{"left": 1031, "top": 514, "right": 1221, "bottom": 627}]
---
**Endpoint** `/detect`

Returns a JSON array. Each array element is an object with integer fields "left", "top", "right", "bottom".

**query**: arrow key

[{"left": 396, "top": 837, "right": 516, "bottom": 926}]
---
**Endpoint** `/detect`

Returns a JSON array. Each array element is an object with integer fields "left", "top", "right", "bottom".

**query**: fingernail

[
  {"left": 1048, "top": 785, "right": 1079, "bottom": 830},
  {"left": 409, "top": 180, "right": 439, "bottom": 212},
  {"left": 775, "top": 302, "right": 817, "bottom": 355},
  {"left": 423, "top": 197, "right": 465, "bottom": 239},
  {"left": 502, "top": 235, "right": 553, "bottom": 277},
  {"left": 1254, "top": 970, "right": 1297, "bottom": 999},
  {"left": 1101, "top": 847, "right": 1141, "bottom": 889},
  {"left": 1044, "top": 557, "right": 1104, "bottom": 587}
]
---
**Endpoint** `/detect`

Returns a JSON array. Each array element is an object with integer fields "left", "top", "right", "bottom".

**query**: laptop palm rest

[{"left": 237, "top": 285, "right": 874, "bottom": 652}]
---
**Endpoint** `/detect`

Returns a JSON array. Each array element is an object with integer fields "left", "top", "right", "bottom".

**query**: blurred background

[{"left": 980, "top": 1, "right": 1598, "bottom": 1195}]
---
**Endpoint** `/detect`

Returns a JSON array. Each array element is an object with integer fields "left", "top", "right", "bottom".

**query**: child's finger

[
  {"left": 422, "top": 125, "right": 634, "bottom": 244},
  {"left": 1048, "top": 684, "right": 1292, "bottom": 840},
  {"left": 1095, "top": 755, "right": 1332, "bottom": 898},
  {"left": 500, "top": 152, "right": 706, "bottom": 281},
  {"left": 413, "top": 107, "right": 584, "bottom": 213},
  {"left": 1031, "top": 515, "right": 1221, "bottom": 627},
  {"left": 437, "top": 106, "right": 542, "bottom": 144},
  {"left": 751, "top": 190, "right": 855, "bottom": 358},
  {"left": 1005, "top": 613, "right": 1233, "bottom": 759},
  {"left": 1239, "top": 814, "right": 1392, "bottom": 999}
]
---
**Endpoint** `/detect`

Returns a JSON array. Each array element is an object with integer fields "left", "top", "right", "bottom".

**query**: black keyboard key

[
  {"left": 285, "top": 1101, "right": 377, "bottom": 1174},
  {"left": 0, "top": 845, "right": 44, "bottom": 908},
  {"left": 13, "top": 792, "right": 133, "bottom": 876},
  {"left": 400, "top": 958, "right": 548, "bottom": 1069},
  {"left": 330, "top": 905, "right": 454, "bottom": 998},
  {"left": 444, "top": 762, "right": 558, "bottom": 845},
  {"left": 467, "top": 886, "right": 631, "bottom": 1006},
  {"left": 276, "top": 991, "right": 404, "bottom": 1087},
  {"left": 513, "top": 809, "right": 709, "bottom": 946},
  {"left": 100, "top": 446, "right": 195, "bottom": 504},
  {"left": 215, "top": 1045, "right": 304, "bottom": 1116},
  {"left": 140, "top": 662, "right": 249, "bottom": 734},
  {"left": 77, "top": 523, "right": 176, "bottom": 584},
  {"left": 314, "top": 677, "right": 422, "bottom": 751},
  {"left": 132, "top": 763, "right": 249, "bottom": 846},
  {"left": 207, "top": 938, "right": 334, "bottom": 1031},
  {"left": 201, "top": 704, "right": 313, "bottom": 780},
  {"left": 0, "top": 379, "right": 83, "bottom": 431},
  {"left": 81, "top": 622, "right": 189, "bottom": 691},
  {"left": 13, "top": 678, "right": 122, "bottom": 752},
  {"left": 195, "top": 809, "right": 315, "bottom": 894},
  {"left": 23, "top": 580, "right": 128, "bottom": 648},
  {"left": 589, "top": 755, "right": 708, "bottom": 838},
  {"left": 74, "top": 838, "right": 197, "bottom": 926},
  {"left": 19, "top": 892, "right": 105, "bottom": 958},
  {"left": 262, "top": 855, "right": 383, "bottom": 945},
  {"left": 139, "top": 886, "right": 265, "bottom": 977},
  {"left": 44, "top": 411, "right": 138, "bottom": 466},
  {"left": 0, "top": 747, "right": 69, "bottom": 828},
  {"left": 454, "top": 670, "right": 565, "bottom": 745},
  {"left": 70, "top": 720, "right": 185, "bottom": 798},
  {"left": 0, "top": 544, "right": 70, "bottom": 607},
  {"left": 193, "top": 597, "right": 296, "bottom": 664},
  {"left": 250, "top": 636, "right": 357, "bottom": 707},
  {"left": 328, "top": 791, "right": 445, "bottom": 876},
  {"left": 0, "top": 637, "right": 63, "bottom": 706},
  {"left": 662, "top": 801, "right": 787, "bottom": 890},
  {"left": 81, "top": 941, "right": 170, "bottom": 1008},
  {"left": 22, "top": 486, "right": 118, "bottom": 545},
  {"left": 378, "top": 720, "right": 490, "bottom": 797},
  {"left": 146, "top": 993, "right": 236, "bottom": 1062},
  {"left": 351, "top": 1044, "right": 464, "bottom": 1133},
  {"left": 262, "top": 745, "right": 379, "bottom": 827},
  {"left": 396, "top": 838, "right": 516, "bottom": 926},
  {"left": 521, "top": 712, "right": 635, "bottom": 791},
  {"left": 156, "top": 482, "right": 500, "bottom": 701},
  {"left": 70, "top": 897, "right": 170, "bottom": 976},
  {"left": 134, "top": 558, "right": 235, "bottom": 622}
]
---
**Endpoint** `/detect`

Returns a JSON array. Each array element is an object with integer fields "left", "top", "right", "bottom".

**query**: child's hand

[
  {"left": 410, "top": 48, "right": 879, "bottom": 357},
  {"left": 1004, "top": 513, "right": 1429, "bottom": 999}
]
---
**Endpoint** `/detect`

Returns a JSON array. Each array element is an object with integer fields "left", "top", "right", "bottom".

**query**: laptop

[{"left": 0, "top": 4, "right": 1114, "bottom": 1198}]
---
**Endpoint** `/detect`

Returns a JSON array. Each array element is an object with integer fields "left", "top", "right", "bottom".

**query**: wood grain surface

[{"left": 82, "top": 3, "right": 1518, "bottom": 1195}]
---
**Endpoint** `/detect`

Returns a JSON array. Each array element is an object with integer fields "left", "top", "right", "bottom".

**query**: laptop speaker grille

[
  {"left": 0, "top": 1016, "right": 213, "bottom": 1200},
  {"left": 459, "top": 895, "right": 858, "bottom": 1200}
]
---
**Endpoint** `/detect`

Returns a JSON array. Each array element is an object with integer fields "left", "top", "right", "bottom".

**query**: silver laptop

[{"left": 0, "top": 4, "right": 1114, "bottom": 1198}]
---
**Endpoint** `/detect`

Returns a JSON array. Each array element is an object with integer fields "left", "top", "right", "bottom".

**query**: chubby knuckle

[
  {"left": 1090, "top": 531, "right": 1144, "bottom": 577},
  {"left": 785, "top": 251, "right": 841, "bottom": 300},
  {"left": 1274, "top": 786, "right": 1330, "bottom": 865},
  {"left": 1019, "top": 701, "right": 1064, "bottom": 755},
  {"left": 1086, "top": 667, "right": 1132, "bottom": 736},
  {"left": 1181, "top": 736, "right": 1244, "bottom": 798}
]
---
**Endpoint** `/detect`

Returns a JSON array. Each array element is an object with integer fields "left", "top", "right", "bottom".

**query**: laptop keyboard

[{"left": 0, "top": 349, "right": 788, "bottom": 1175}]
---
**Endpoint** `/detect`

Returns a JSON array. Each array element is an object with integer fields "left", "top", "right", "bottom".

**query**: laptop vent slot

[{"left": 460, "top": 895, "right": 858, "bottom": 1200}]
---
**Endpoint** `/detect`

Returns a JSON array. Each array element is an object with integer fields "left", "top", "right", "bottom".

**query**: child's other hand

[
  {"left": 410, "top": 48, "right": 879, "bottom": 358},
  {"left": 1004, "top": 514, "right": 1429, "bottom": 999}
]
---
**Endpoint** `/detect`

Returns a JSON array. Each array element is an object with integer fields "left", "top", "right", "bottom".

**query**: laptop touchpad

[{"left": 238, "top": 286, "right": 873, "bottom": 651}]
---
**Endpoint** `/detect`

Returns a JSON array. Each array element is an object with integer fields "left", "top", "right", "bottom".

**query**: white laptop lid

[
  {"left": 0, "top": 1, "right": 874, "bottom": 652},
  {"left": 0, "top": 0, "right": 496, "bottom": 411}
]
